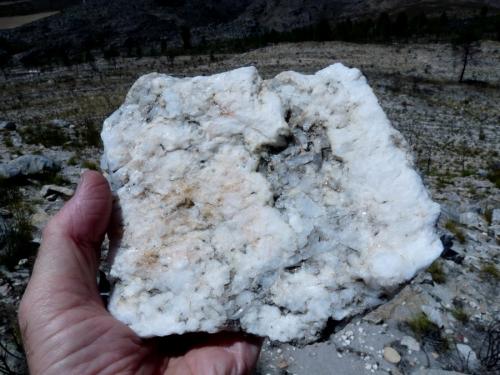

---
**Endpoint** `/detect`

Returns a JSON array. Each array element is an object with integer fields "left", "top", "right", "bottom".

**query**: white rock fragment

[
  {"left": 40, "top": 184, "right": 74, "bottom": 198},
  {"left": 102, "top": 64, "right": 442, "bottom": 342},
  {"left": 383, "top": 347, "right": 402, "bottom": 364},
  {"left": 456, "top": 344, "right": 480, "bottom": 370}
]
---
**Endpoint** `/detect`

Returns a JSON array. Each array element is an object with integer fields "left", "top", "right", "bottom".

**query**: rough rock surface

[
  {"left": 40, "top": 184, "right": 74, "bottom": 198},
  {"left": 102, "top": 64, "right": 442, "bottom": 342},
  {"left": 0, "top": 154, "right": 59, "bottom": 179}
]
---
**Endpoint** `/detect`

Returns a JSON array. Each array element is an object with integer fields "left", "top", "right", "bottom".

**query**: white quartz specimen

[{"left": 102, "top": 64, "right": 442, "bottom": 342}]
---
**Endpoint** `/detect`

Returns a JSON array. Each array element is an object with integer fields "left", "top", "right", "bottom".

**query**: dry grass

[
  {"left": 444, "top": 220, "right": 466, "bottom": 244},
  {"left": 427, "top": 261, "right": 446, "bottom": 284}
]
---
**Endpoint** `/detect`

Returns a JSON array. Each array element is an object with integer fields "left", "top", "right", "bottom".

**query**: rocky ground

[{"left": 0, "top": 41, "right": 499, "bottom": 374}]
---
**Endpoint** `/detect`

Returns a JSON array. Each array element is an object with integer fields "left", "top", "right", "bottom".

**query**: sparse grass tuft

[
  {"left": 67, "top": 155, "right": 79, "bottom": 166},
  {"left": 74, "top": 118, "right": 102, "bottom": 148},
  {"left": 407, "top": 313, "right": 449, "bottom": 353},
  {"left": 4, "top": 136, "right": 13, "bottom": 148},
  {"left": 0, "top": 184, "right": 34, "bottom": 270},
  {"left": 451, "top": 308, "right": 469, "bottom": 323},
  {"left": 427, "top": 261, "right": 446, "bottom": 284},
  {"left": 484, "top": 208, "right": 493, "bottom": 225},
  {"left": 487, "top": 165, "right": 500, "bottom": 189},
  {"left": 461, "top": 169, "right": 474, "bottom": 177},
  {"left": 480, "top": 263, "right": 500, "bottom": 281},
  {"left": 408, "top": 313, "right": 438, "bottom": 338},
  {"left": 18, "top": 122, "right": 70, "bottom": 148},
  {"left": 444, "top": 220, "right": 466, "bottom": 244},
  {"left": 38, "top": 171, "right": 70, "bottom": 186},
  {"left": 18, "top": 117, "right": 102, "bottom": 150},
  {"left": 82, "top": 160, "right": 99, "bottom": 171}
]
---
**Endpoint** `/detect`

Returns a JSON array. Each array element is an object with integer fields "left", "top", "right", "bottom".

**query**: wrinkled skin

[{"left": 18, "top": 171, "right": 262, "bottom": 375}]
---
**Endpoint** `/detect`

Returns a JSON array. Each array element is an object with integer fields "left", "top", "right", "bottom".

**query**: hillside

[
  {"left": 0, "top": 40, "right": 499, "bottom": 374},
  {"left": 0, "top": 0, "right": 499, "bottom": 67},
  {"left": 0, "top": 0, "right": 80, "bottom": 17}
]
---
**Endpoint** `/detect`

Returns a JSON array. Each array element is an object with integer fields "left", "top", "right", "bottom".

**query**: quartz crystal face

[{"left": 101, "top": 64, "right": 442, "bottom": 342}]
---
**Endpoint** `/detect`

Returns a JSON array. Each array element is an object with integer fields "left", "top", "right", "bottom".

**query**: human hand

[{"left": 18, "top": 171, "right": 262, "bottom": 374}]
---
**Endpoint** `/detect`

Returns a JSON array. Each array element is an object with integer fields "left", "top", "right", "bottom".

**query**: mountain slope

[{"left": 1, "top": 0, "right": 499, "bottom": 66}]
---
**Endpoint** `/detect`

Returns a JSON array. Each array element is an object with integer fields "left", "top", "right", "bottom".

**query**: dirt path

[{"left": 0, "top": 11, "right": 59, "bottom": 30}]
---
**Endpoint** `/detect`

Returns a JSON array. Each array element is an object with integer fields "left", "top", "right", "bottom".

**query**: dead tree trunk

[{"left": 459, "top": 44, "right": 470, "bottom": 83}]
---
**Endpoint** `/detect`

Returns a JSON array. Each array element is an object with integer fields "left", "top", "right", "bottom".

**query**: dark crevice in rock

[
  {"left": 266, "top": 133, "right": 295, "bottom": 155},
  {"left": 317, "top": 317, "right": 346, "bottom": 342}
]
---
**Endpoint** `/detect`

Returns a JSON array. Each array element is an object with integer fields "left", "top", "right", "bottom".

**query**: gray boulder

[
  {"left": 491, "top": 208, "right": 500, "bottom": 226},
  {"left": 456, "top": 344, "right": 480, "bottom": 371},
  {"left": 459, "top": 211, "right": 487, "bottom": 231},
  {"left": 0, "top": 155, "right": 60, "bottom": 180}
]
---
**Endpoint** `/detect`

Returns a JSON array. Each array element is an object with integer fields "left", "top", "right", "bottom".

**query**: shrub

[
  {"left": 1, "top": 208, "right": 33, "bottom": 269},
  {"left": 478, "top": 321, "right": 500, "bottom": 372}
]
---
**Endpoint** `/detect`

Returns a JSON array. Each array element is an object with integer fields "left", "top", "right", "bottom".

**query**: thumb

[{"left": 21, "top": 170, "right": 112, "bottom": 312}]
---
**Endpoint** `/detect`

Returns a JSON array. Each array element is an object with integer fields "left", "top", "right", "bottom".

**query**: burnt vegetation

[{"left": 1, "top": 6, "right": 499, "bottom": 70}]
